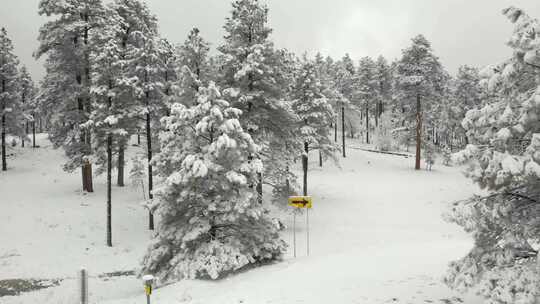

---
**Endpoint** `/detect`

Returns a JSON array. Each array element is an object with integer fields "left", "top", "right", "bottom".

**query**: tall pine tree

[
  {"left": 89, "top": 6, "right": 138, "bottom": 246},
  {"left": 0, "top": 28, "right": 23, "bottom": 171},
  {"left": 293, "top": 59, "right": 336, "bottom": 160},
  {"left": 218, "top": 0, "right": 298, "bottom": 204},
  {"left": 36, "top": 0, "right": 107, "bottom": 191},
  {"left": 141, "top": 82, "right": 285, "bottom": 282},
  {"left": 177, "top": 27, "right": 210, "bottom": 106},
  {"left": 446, "top": 7, "right": 540, "bottom": 303},
  {"left": 355, "top": 56, "right": 378, "bottom": 144},
  {"left": 18, "top": 66, "right": 36, "bottom": 148},
  {"left": 395, "top": 35, "right": 445, "bottom": 169},
  {"left": 112, "top": 0, "right": 163, "bottom": 230}
]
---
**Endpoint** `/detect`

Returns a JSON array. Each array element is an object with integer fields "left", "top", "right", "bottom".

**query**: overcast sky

[{"left": 2, "top": 0, "right": 540, "bottom": 82}]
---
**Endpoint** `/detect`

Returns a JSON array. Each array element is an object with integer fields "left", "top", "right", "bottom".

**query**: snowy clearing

[{"left": 1, "top": 135, "right": 481, "bottom": 303}]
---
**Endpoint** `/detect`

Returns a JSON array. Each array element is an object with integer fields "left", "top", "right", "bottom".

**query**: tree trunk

[
  {"left": 32, "top": 116, "right": 36, "bottom": 148},
  {"left": 319, "top": 149, "right": 323, "bottom": 167},
  {"left": 365, "top": 103, "right": 370, "bottom": 144},
  {"left": 137, "top": 129, "right": 141, "bottom": 145},
  {"left": 82, "top": 16, "right": 94, "bottom": 192},
  {"left": 285, "top": 165, "right": 290, "bottom": 195},
  {"left": 334, "top": 116, "right": 338, "bottom": 142},
  {"left": 83, "top": 161, "right": 93, "bottom": 192},
  {"left": 146, "top": 109, "right": 154, "bottom": 230},
  {"left": 117, "top": 144, "right": 125, "bottom": 187},
  {"left": 107, "top": 134, "right": 112, "bottom": 247},
  {"left": 415, "top": 93, "right": 422, "bottom": 170},
  {"left": 303, "top": 141, "right": 308, "bottom": 196},
  {"left": 342, "top": 106, "right": 346, "bottom": 158},
  {"left": 375, "top": 106, "right": 379, "bottom": 127},
  {"left": 1, "top": 113, "right": 6, "bottom": 171},
  {"left": 1, "top": 77, "right": 5, "bottom": 171},
  {"left": 21, "top": 123, "right": 25, "bottom": 148},
  {"left": 257, "top": 172, "right": 263, "bottom": 204}
]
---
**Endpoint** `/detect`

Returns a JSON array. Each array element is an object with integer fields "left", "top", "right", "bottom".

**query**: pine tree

[
  {"left": 423, "top": 140, "right": 435, "bottom": 170},
  {"left": 129, "top": 153, "right": 147, "bottom": 200},
  {"left": 0, "top": 28, "right": 23, "bottom": 171},
  {"left": 141, "top": 82, "right": 286, "bottom": 282},
  {"left": 335, "top": 54, "right": 356, "bottom": 101},
  {"left": 267, "top": 48, "right": 302, "bottom": 200},
  {"left": 453, "top": 65, "right": 482, "bottom": 145},
  {"left": 333, "top": 54, "right": 356, "bottom": 155},
  {"left": 158, "top": 38, "right": 177, "bottom": 117},
  {"left": 218, "top": 0, "right": 298, "bottom": 204},
  {"left": 374, "top": 111, "right": 394, "bottom": 151},
  {"left": 313, "top": 52, "right": 336, "bottom": 165},
  {"left": 446, "top": 7, "right": 540, "bottom": 304},
  {"left": 374, "top": 56, "right": 392, "bottom": 125},
  {"left": 89, "top": 6, "right": 137, "bottom": 246},
  {"left": 177, "top": 27, "right": 210, "bottom": 106},
  {"left": 355, "top": 56, "right": 378, "bottom": 144},
  {"left": 18, "top": 66, "right": 36, "bottom": 148},
  {"left": 395, "top": 35, "right": 445, "bottom": 170},
  {"left": 36, "top": 0, "right": 107, "bottom": 191},
  {"left": 293, "top": 60, "right": 336, "bottom": 159},
  {"left": 112, "top": 0, "right": 162, "bottom": 230}
]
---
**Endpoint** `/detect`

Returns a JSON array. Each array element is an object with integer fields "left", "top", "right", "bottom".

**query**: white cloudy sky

[{"left": 2, "top": 0, "right": 540, "bottom": 81}]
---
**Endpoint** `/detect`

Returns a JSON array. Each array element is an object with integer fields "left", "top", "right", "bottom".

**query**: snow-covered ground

[{"left": 0, "top": 134, "right": 482, "bottom": 303}]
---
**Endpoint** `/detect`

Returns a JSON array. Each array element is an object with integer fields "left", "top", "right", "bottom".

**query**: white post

[
  {"left": 306, "top": 208, "right": 310, "bottom": 256},
  {"left": 293, "top": 212, "right": 296, "bottom": 258},
  {"left": 79, "top": 267, "right": 88, "bottom": 304},
  {"left": 143, "top": 274, "right": 155, "bottom": 304}
]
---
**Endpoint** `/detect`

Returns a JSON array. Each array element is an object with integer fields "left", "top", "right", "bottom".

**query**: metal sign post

[
  {"left": 288, "top": 196, "right": 312, "bottom": 257},
  {"left": 306, "top": 208, "right": 309, "bottom": 256},
  {"left": 293, "top": 211, "right": 296, "bottom": 258},
  {"left": 143, "top": 275, "right": 155, "bottom": 304},
  {"left": 79, "top": 267, "right": 88, "bottom": 304}
]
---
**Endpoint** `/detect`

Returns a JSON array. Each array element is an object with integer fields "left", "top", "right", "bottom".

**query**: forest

[{"left": 1, "top": 1, "right": 540, "bottom": 303}]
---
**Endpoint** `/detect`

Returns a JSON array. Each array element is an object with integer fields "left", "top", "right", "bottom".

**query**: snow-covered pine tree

[
  {"left": 141, "top": 82, "right": 286, "bottom": 282},
  {"left": 395, "top": 35, "right": 445, "bottom": 170},
  {"left": 275, "top": 48, "right": 300, "bottom": 101},
  {"left": 158, "top": 38, "right": 177, "bottom": 117},
  {"left": 374, "top": 111, "right": 394, "bottom": 151},
  {"left": 89, "top": 6, "right": 138, "bottom": 246},
  {"left": 177, "top": 27, "right": 210, "bottom": 106},
  {"left": 452, "top": 65, "right": 482, "bottom": 146},
  {"left": 112, "top": 0, "right": 163, "bottom": 230},
  {"left": 355, "top": 56, "right": 378, "bottom": 144},
  {"left": 445, "top": 7, "right": 540, "bottom": 304},
  {"left": 320, "top": 56, "right": 341, "bottom": 142},
  {"left": 18, "top": 66, "right": 36, "bottom": 148},
  {"left": 455, "top": 65, "right": 482, "bottom": 109},
  {"left": 432, "top": 77, "right": 463, "bottom": 150},
  {"left": 293, "top": 59, "right": 336, "bottom": 160},
  {"left": 36, "top": 0, "right": 107, "bottom": 191},
  {"left": 218, "top": 0, "right": 298, "bottom": 204},
  {"left": 312, "top": 52, "right": 335, "bottom": 166},
  {"left": 374, "top": 56, "right": 393, "bottom": 125},
  {"left": 442, "top": 146, "right": 452, "bottom": 166},
  {"left": 433, "top": 90, "right": 454, "bottom": 148},
  {"left": 267, "top": 48, "right": 301, "bottom": 201},
  {"left": 423, "top": 140, "right": 435, "bottom": 170},
  {"left": 333, "top": 54, "right": 357, "bottom": 155},
  {"left": 129, "top": 153, "right": 147, "bottom": 200},
  {"left": 0, "top": 27, "right": 23, "bottom": 171},
  {"left": 335, "top": 54, "right": 356, "bottom": 102}
]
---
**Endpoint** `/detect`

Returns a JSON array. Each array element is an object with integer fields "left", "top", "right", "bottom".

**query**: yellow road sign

[
  {"left": 288, "top": 196, "right": 312, "bottom": 209},
  {"left": 145, "top": 285, "right": 152, "bottom": 295}
]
